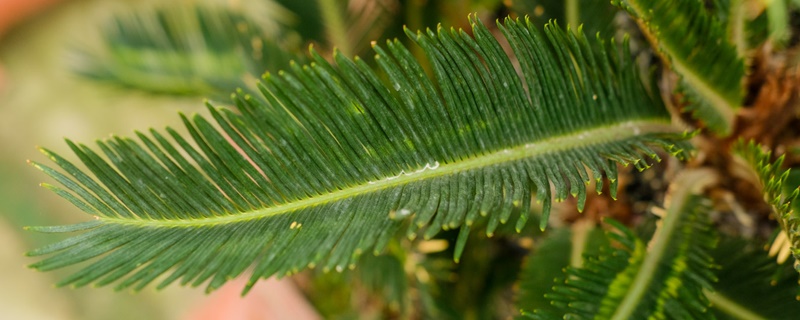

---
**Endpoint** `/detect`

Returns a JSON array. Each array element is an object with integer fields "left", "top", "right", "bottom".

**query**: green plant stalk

[
  {"left": 317, "top": 0, "right": 352, "bottom": 56},
  {"left": 566, "top": 0, "right": 579, "bottom": 30},
  {"left": 728, "top": 0, "right": 748, "bottom": 56},
  {"left": 569, "top": 219, "right": 594, "bottom": 268},
  {"left": 767, "top": 0, "right": 789, "bottom": 43},
  {"left": 704, "top": 289, "right": 767, "bottom": 320}
]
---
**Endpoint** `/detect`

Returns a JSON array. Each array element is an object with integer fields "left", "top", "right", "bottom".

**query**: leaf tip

[{"left": 538, "top": 216, "right": 548, "bottom": 231}]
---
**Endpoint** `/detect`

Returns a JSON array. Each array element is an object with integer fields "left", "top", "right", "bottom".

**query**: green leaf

[
  {"left": 614, "top": 0, "right": 745, "bottom": 135},
  {"left": 27, "top": 17, "right": 689, "bottom": 293},
  {"left": 733, "top": 140, "right": 800, "bottom": 274},
  {"left": 74, "top": 4, "right": 300, "bottom": 99},
  {"left": 521, "top": 169, "right": 719, "bottom": 319},
  {"left": 708, "top": 237, "right": 800, "bottom": 320}
]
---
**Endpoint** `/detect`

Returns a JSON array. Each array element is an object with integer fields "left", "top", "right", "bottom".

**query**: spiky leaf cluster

[
  {"left": 733, "top": 140, "right": 800, "bottom": 273},
  {"left": 27, "top": 17, "right": 688, "bottom": 294},
  {"left": 613, "top": 0, "right": 745, "bottom": 135}
]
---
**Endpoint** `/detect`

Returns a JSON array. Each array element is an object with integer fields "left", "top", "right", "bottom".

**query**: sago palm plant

[{"left": 22, "top": 0, "right": 800, "bottom": 318}]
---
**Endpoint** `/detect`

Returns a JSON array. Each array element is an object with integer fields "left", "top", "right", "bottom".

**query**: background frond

[
  {"left": 710, "top": 0, "right": 770, "bottom": 55},
  {"left": 520, "top": 169, "right": 719, "bottom": 319},
  {"left": 303, "top": 250, "right": 409, "bottom": 317},
  {"left": 355, "top": 252, "right": 408, "bottom": 310},
  {"left": 312, "top": 0, "right": 399, "bottom": 57},
  {"left": 708, "top": 237, "right": 800, "bottom": 319},
  {"left": 614, "top": 0, "right": 745, "bottom": 135},
  {"left": 27, "top": 17, "right": 689, "bottom": 294},
  {"left": 73, "top": 4, "right": 301, "bottom": 99}
]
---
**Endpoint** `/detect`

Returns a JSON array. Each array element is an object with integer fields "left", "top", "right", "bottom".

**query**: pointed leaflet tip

[
  {"left": 308, "top": 43, "right": 318, "bottom": 56},
  {"left": 539, "top": 212, "right": 549, "bottom": 231},
  {"left": 515, "top": 213, "right": 528, "bottom": 233},
  {"left": 402, "top": 26, "right": 421, "bottom": 40},
  {"left": 28, "top": 159, "right": 42, "bottom": 170},
  {"left": 454, "top": 225, "right": 470, "bottom": 263},
  {"left": 36, "top": 145, "right": 52, "bottom": 156}
]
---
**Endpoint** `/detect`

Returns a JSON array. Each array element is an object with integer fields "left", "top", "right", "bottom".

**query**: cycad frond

[
  {"left": 521, "top": 169, "right": 719, "bottom": 319},
  {"left": 27, "top": 17, "right": 689, "bottom": 293},
  {"left": 732, "top": 140, "right": 800, "bottom": 272},
  {"left": 74, "top": 4, "right": 299, "bottom": 99},
  {"left": 614, "top": 0, "right": 745, "bottom": 135},
  {"left": 708, "top": 237, "right": 800, "bottom": 319}
]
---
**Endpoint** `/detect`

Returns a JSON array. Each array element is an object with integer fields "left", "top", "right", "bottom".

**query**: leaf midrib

[
  {"left": 704, "top": 289, "right": 767, "bottom": 320},
  {"left": 101, "top": 120, "right": 678, "bottom": 228}
]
